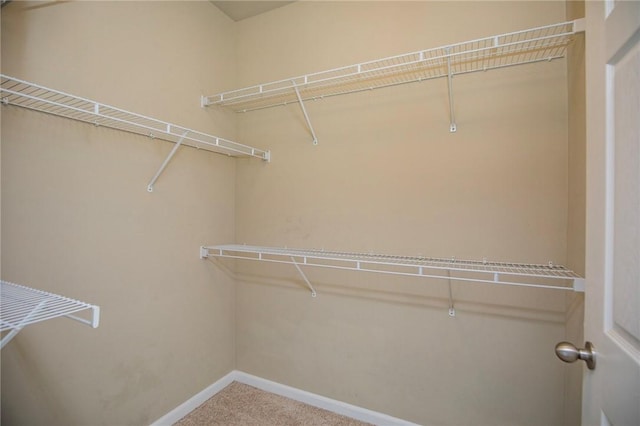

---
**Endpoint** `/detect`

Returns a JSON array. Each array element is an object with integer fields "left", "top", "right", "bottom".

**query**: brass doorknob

[{"left": 555, "top": 341, "right": 596, "bottom": 370}]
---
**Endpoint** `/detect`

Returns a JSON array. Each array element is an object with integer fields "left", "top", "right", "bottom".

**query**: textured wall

[
  {"left": 232, "top": 2, "right": 572, "bottom": 425},
  {"left": 1, "top": 2, "right": 238, "bottom": 425}
]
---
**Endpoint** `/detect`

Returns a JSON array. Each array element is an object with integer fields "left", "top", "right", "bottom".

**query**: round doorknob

[{"left": 555, "top": 341, "right": 596, "bottom": 370}]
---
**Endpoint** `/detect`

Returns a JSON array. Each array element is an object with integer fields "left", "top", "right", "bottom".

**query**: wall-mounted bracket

[
  {"left": 200, "top": 246, "right": 210, "bottom": 259},
  {"left": 291, "top": 81, "right": 319, "bottom": 145},
  {"left": 200, "top": 246, "right": 316, "bottom": 297},
  {"left": 572, "top": 17, "right": 586, "bottom": 33},
  {"left": 446, "top": 269, "right": 456, "bottom": 317},
  {"left": 445, "top": 47, "right": 457, "bottom": 133},
  {"left": 147, "top": 130, "right": 190, "bottom": 192},
  {"left": 290, "top": 257, "right": 317, "bottom": 297}
]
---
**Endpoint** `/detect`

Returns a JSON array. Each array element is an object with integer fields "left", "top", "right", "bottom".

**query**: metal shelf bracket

[
  {"left": 292, "top": 81, "right": 319, "bottom": 145},
  {"left": 200, "top": 246, "right": 209, "bottom": 259},
  {"left": 200, "top": 246, "right": 317, "bottom": 297},
  {"left": 291, "top": 257, "right": 317, "bottom": 297},
  {"left": 147, "top": 130, "right": 190, "bottom": 192},
  {"left": 446, "top": 269, "right": 456, "bottom": 317},
  {"left": 445, "top": 47, "right": 457, "bottom": 133}
]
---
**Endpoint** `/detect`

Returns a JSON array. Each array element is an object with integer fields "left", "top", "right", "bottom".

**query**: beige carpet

[{"left": 175, "top": 381, "right": 374, "bottom": 426}]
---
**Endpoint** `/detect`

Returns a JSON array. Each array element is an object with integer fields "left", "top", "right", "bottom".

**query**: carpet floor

[{"left": 174, "top": 381, "right": 374, "bottom": 426}]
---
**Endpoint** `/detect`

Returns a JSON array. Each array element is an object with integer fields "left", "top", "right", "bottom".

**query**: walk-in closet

[{"left": 2, "top": 1, "right": 640, "bottom": 425}]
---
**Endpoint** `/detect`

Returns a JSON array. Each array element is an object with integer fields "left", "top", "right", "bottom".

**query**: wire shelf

[
  {"left": 1, "top": 75, "right": 270, "bottom": 161},
  {"left": 203, "top": 20, "right": 580, "bottom": 113},
  {"left": 201, "top": 244, "right": 584, "bottom": 292},
  {"left": 1, "top": 280, "right": 100, "bottom": 349}
]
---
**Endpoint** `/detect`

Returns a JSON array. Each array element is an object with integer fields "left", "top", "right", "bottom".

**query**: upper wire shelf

[
  {"left": 1, "top": 74, "right": 270, "bottom": 161},
  {"left": 200, "top": 244, "right": 585, "bottom": 293},
  {"left": 203, "top": 20, "right": 582, "bottom": 113},
  {"left": 1, "top": 280, "right": 100, "bottom": 349}
]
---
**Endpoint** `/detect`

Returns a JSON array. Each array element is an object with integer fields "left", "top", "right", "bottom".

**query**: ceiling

[{"left": 211, "top": 1, "right": 294, "bottom": 21}]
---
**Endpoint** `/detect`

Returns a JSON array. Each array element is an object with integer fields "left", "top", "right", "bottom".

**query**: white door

[{"left": 583, "top": 1, "right": 640, "bottom": 425}]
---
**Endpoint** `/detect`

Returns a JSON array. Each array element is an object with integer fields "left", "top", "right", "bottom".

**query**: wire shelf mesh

[
  {"left": 0, "top": 75, "right": 269, "bottom": 160},
  {"left": 1, "top": 280, "right": 100, "bottom": 348},
  {"left": 202, "top": 244, "right": 583, "bottom": 291},
  {"left": 204, "top": 21, "right": 578, "bottom": 112}
]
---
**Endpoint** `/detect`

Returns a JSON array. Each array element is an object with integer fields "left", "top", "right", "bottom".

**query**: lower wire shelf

[
  {"left": 200, "top": 244, "right": 585, "bottom": 295},
  {"left": 0, "top": 280, "right": 100, "bottom": 349}
]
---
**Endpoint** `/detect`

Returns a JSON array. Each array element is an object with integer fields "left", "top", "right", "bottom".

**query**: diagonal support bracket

[
  {"left": 446, "top": 269, "right": 456, "bottom": 317},
  {"left": 0, "top": 299, "right": 48, "bottom": 349},
  {"left": 291, "top": 257, "right": 317, "bottom": 297},
  {"left": 147, "top": 130, "right": 190, "bottom": 192},
  {"left": 66, "top": 305, "right": 101, "bottom": 329},
  {"left": 291, "top": 81, "right": 319, "bottom": 145},
  {"left": 448, "top": 281, "right": 456, "bottom": 317},
  {"left": 445, "top": 47, "right": 457, "bottom": 133}
]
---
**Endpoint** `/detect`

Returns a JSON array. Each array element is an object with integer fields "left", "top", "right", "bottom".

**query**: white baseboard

[
  {"left": 233, "top": 371, "right": 420, "bottom": 426},
  {"left": 151, "top": 370, "right": 419, "bottom": 426},
  {"left": 150, "top": 371, "right": 236, "bottom": 426}
]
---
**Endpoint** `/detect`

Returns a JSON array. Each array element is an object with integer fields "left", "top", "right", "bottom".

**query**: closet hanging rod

[
  {"left": 200, "top": 244, "right": 585, "bottom": 293},
  {"left": 1, "top": 280, "right": 100, "bottom": 349},
  {"left": 0, "top": 75, "right": 270, "bottom": 161},
  {"left": 202, "top": 19, "right": 583, "bottom": 113}
]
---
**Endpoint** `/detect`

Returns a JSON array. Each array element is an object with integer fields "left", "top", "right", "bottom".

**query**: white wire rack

[
  {"left": 202, "top": 20, "right": 584, "bottom": 135},
  {"left": 200, "top": 244, "right": 585, "bottom": 296},
  {"left": 204, "top": 20, "right": 580, "bottom": 112},
  {"left": 1, "top": 280, "right": 100, "bottom": 349},
  {"left": 1, "top": 75, "right": 270, "bottom": 191},
  {"left": 1, "top": 75, "right": 269, "bottom": 160}
]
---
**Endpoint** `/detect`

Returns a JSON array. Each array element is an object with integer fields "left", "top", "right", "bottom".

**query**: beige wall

[
  {"left": 566, "top": 1, "right": 587, "bottom": 279},
  {"left": 1, "top": 1, "right": 586, "bottom": 425},
  {"left": 1, "top": 2, "right": 238, "bottom": 425},
  {"left": 564, "top": 1, "right": 586, "bottom": 425},
  {"left": 233, "top": 2, "right": 573, "bottom": 425}
]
